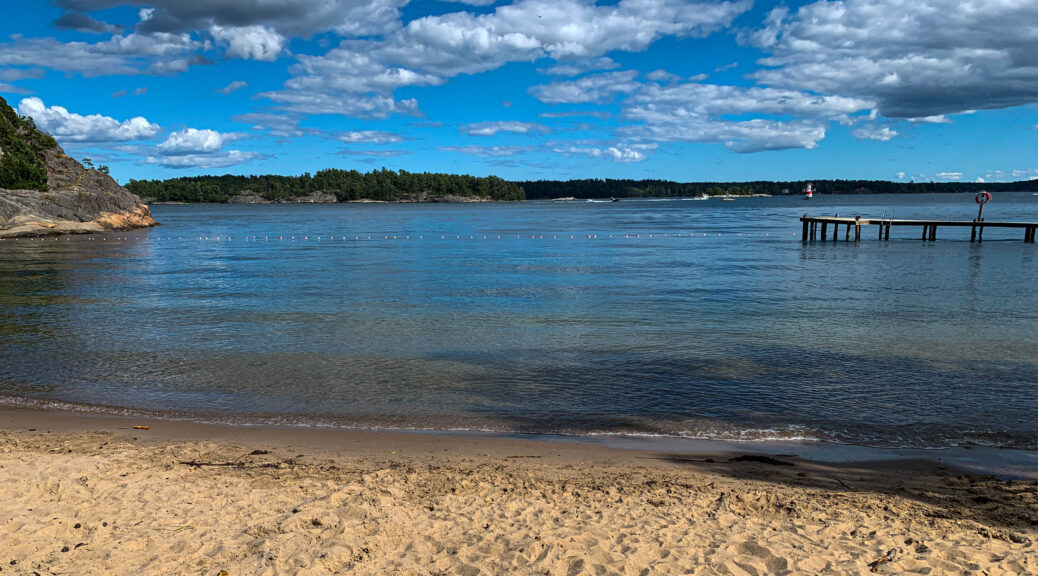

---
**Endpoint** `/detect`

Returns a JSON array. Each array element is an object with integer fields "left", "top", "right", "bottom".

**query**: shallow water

[{"left": 1, "top": 193, "right": 1036, "bottom": 449}]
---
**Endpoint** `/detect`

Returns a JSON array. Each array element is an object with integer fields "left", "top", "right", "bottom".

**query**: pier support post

[{"left": 800, "top": 216, "right": 1035, "bottom": 244}]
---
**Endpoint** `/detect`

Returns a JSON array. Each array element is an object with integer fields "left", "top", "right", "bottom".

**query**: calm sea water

[{"left": 1, "top": 193, "right": 1036, "bottom": 450}]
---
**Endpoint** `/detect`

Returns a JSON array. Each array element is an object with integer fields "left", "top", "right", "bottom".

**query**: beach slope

[{"left": 0, "top": 411, "right": 1033, "bottom": 575}]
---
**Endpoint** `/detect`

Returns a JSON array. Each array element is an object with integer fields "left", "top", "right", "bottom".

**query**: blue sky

[{"left": 1, "top": 0, "right": 1036, "bottom": 184}]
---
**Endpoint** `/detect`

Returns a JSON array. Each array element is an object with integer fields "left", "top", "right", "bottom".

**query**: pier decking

[{"left": 801, "top": 215, "right": 1038, "bottom": 243}]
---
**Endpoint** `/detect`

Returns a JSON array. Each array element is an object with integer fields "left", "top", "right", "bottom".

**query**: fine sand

[{"left": 0, "top": 409, "right": 1034, "bottom": 576}]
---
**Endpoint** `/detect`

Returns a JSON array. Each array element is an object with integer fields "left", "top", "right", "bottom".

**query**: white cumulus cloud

[
  {"left": 57, "top": 0, "right": 408, "bottom": 38},
  {"left": 462, "top": 121, "right": 550, "bottom": 136},
  {"left": 337, "top": 130, "right": 404, "bottom": 144},
  {"left": 210, "top": 25, "right": 284, "bottom": 62},
  {"left": 0, "top": 33, "right": 202, "bottom": 77},
  {"left": 439, "top": 145, "right": 528, "bottom": 157},
  {"left": 263, "top": 0, "right": 750, "bottom": 117},
  {"left": 746, "top": 0, "right": 1038, "bottom": 118},
  {"left": 147, "top": 127, "right": 256, "bottom": 168},
  {"left": 145, "top": 149, "right": 259, "bottom": 168},
  {"left": 217, "top": 80, "right": 248, "bottom": 94},
  {"left": 337, "top": 149, "right": 412, "bottom": 157},
  {"left": 156, "top": 128, "right": 241, "bottom": 155},
  {"left": 18, "top": 97, "right": 160, "bottom": 143},
  {"left": 553, "top": 143, "right": 653, "bottom": 163},
  {"left": 618, "top": 81, "right": 868, "bottom": 152},
  {"left": 537, "top": 57, "right": 619, "bottom": 77},
  {"left": 853, "top": 125, "right": 898, "bottom": 141},
  {"left": 529, "top": 71, "right": 641, "bottom": 104}
]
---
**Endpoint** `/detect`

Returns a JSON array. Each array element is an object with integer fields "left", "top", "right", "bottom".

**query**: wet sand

[{"left": 1, "top": 408, "right": 1034, "bottom": 575}]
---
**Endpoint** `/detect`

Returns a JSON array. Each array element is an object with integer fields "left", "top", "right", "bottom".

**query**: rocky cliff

[{"left": 0, "top": 96, "right": 156, "bottom": 238}]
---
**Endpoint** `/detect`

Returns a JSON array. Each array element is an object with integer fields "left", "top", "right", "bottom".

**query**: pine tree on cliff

[{"left": 0, "top": 96, "right": 57, "bottom": 191}]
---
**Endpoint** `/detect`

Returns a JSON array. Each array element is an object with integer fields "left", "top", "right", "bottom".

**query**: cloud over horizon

[{"left": 18, "top": 97, "right": 161, "bottom": 143}]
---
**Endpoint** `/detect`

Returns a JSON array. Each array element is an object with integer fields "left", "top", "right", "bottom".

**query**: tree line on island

[
  {"left": 126, "top": 169, "right": 525, "bottom": 203},
  {"left": 125, "top": 171, "right": 1038, "bottom": 203}
]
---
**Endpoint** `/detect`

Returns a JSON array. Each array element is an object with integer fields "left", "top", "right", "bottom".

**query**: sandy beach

[{"left": 0, "top": 409, "right": 1034, "bottom": 576}]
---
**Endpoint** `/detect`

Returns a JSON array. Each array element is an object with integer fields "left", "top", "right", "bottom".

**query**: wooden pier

[{"left": 800, "top": 214, "right": 1038, "bottom": 243}]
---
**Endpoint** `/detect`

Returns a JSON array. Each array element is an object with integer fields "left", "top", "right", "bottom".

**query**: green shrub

[{"left": 0, "top": 96, "right": 57, "bottom": 191}]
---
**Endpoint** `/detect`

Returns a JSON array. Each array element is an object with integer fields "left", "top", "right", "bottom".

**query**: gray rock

[
  {"left": 0, "top": 144, "right": 155, "bottom": 238},
  {"left": 276, "top": 191, "right": 338, "bottom": 203},
  {"left": 228, "top": 191, "right": 271, "bottom": 204}
]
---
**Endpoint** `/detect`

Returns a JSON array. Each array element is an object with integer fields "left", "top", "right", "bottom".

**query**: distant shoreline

[
  {"left": 126, "top": 169, "right": 1038, "bottom": 204},
  {"left": 141, "top": 188, "right": 1038, "bottom": 205}
]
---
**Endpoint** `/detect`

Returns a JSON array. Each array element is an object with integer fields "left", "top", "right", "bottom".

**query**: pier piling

[{"left": 800, "top": 215, "right": 1036, "bottom": 244}]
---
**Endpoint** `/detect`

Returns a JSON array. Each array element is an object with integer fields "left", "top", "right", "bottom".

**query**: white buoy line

[{"left": 1, "top": 231, "right": 790, "bottom": 243}]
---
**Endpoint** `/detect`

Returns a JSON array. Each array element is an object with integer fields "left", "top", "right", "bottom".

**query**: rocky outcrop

[
  {"left": 425, "top": 194, "right": 491, "bottom": 203},
  {"left": 228, "top": 191, "right": 271, "bottom": 204},
  {"left": 0, "top": 97, "right": 155, "bottom": 237},
  {"left": 228, "top": 191, "right": 340, "bottom": 204},
  {"left": 276, "top": 191, "right": 338, "bottom": 203},
  {"left": 393, "top": 191, "right": 492, "bottom": 203},
  {"left": 0, "top": 146, "right": 156, "bottom": 237}
]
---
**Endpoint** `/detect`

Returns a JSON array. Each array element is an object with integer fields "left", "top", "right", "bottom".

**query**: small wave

[
  {"left": 586, "top": 425, "right": 823, "bottom": 443},
  {"left": 2, "top": 395, "right": 1035, "bottom": 451}
]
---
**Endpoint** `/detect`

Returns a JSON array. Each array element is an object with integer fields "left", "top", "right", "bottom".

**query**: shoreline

[
  {"left": 1, "top": 406, "right": 1034, "bottom": 575},
  {"left": 2, "top": 403, "right": 1036, "bottom": 479}
]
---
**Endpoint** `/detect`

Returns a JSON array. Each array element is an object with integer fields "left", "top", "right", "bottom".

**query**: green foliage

[
  {"left": 126, "top": 168, "right": 526, "bottom": 203},
  {"left": 0, "top": 96, "right": 57, "bottom": 191}
]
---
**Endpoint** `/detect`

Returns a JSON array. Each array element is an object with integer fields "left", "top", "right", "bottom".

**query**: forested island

[
  {"left": 127, "top": 170, "right": 1038, "bottom": 204},
  {"left": 126, "top": 169, "right": 525, "bottom": 203}
]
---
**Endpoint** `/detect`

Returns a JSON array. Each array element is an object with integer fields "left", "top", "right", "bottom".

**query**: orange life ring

[{"left": 975, "top": 191, "right": 991, "bottom": 204}]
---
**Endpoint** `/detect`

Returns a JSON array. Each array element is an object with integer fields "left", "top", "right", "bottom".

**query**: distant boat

[
  {"left": 692, "top": 193, "right": 709, "bottom": 200},
  {"left": 610, "top": 197, "right": 619, "bottom": 202},
  {"left": 722, "top": 196, "right": 736, "bottom": 202},
  {"left": 803, "top": 183, "right": 814, "bottom": 200}
]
